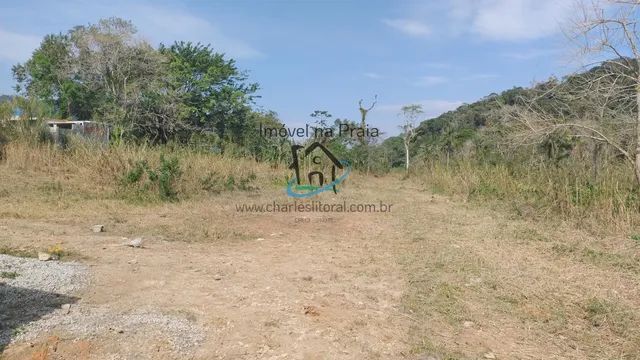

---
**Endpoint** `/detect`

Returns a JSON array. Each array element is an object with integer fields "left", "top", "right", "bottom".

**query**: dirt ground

[{"left": 1, "top": 175, "right": 639, "bottom": 359}]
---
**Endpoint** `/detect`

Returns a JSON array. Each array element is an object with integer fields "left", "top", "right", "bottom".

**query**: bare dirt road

[{"left": 1, "top": 176, "right": 639, "bottom": 359}]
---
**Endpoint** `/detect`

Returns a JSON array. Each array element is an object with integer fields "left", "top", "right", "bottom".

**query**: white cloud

[
  {"left": 458, "top": 0, "right": 574, "bottom": 41},
  {"left": 383, "top": 18, "right": 431, "bottom": 37},
  {"left": 378, "top": 99, "right": 463, "bottom": 118},
  {"left": 414, "top": 75, "right": 448, "bottom": 87},
  {"left": 401, "top": 0, "right": 574, "bottom": 41},
  {"left": 0, "top": 29, "right": 41, "bottom": 62},
  {"left": 461, "top": 73, "right": 499, "bottom": 80},
  {"left": 119, "top": 4, "right": 262, "bottom": 59},
  {"left": 363, "top": 72, "right": 383, "bottom": 79},
  {"left": 0, "top": 3, "right": 262, "bottom": 63}
]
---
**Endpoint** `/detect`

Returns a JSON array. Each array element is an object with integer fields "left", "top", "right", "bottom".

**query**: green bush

[{"left": 120, "top": 155, "right": 181, "bottom": 201}]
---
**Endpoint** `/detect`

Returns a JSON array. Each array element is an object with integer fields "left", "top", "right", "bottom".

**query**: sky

[{"left": 0, "top": 0, "right": 584, "bottom": 136}]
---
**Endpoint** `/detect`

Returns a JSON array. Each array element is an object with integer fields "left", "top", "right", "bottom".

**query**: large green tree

[
  {"left": 160, "top": 41, "right": 258, "bottom": 143},
  {"left": 12, "top": 18, "right": 260, "bottom": 145}
]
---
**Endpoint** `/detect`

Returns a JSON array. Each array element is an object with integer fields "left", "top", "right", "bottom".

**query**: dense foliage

[{"left": 9, "top": 18, "right": 269, "bottom": 151}]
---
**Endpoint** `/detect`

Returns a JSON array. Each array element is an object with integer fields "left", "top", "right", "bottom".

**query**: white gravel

[
  {"left": 0, "top": 254, "right": 204, "bottom": 356},
  {"left": 0, "top": 254, "right": 88, "bottom": 348},
  {"left": 15, "top": 306, "right": 206, "bottom": 354},
  {"left": 0, "top": 253, "right": 89, "bottom": 293}
]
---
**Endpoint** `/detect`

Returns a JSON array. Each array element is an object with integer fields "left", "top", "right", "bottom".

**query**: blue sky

[{"left": 0, "top": 0, "right": 582, "bottom": 136}]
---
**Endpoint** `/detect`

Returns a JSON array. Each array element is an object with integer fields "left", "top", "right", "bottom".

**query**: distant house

[
  {"left": 10, "top": 108, "right": 22, "bottom": 121},
  {"left": 47, "top": 120, "right": 110, "bottom": 144}
]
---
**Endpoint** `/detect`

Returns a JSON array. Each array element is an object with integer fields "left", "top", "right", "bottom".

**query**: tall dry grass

[
  {"left": 416, "top": 159, "right": 640, "bottom": 233},
  {"left": 1, "top": 137, "right": 283, "bottom": 202}
]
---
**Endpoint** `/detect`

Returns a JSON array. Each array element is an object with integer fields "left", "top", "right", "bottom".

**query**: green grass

[
  {"left": 584, "top": 297, "right": 635, "bottom": 336},
  {"left": 0, "top": 271, "right": 18, "bottom": 279},
  {"left": 0, "top": 246, "right": 35, "bottom": 258}
]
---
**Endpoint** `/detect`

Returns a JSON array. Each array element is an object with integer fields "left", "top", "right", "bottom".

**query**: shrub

[{"left": 120, "top": 155, "right": 181, "bottom": 201}]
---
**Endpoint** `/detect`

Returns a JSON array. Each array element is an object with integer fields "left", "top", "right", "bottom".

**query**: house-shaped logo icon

[{"left": 286, "top": 142, "right": 351, "bottom": 198}]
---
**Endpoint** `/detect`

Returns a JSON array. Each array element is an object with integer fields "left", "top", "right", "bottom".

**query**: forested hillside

[
  {"left": 411, "top": 59, "right": 637, "bottom": 171},
  {"left": 403, "top": 58, "right": 640, "bottom": 230}
]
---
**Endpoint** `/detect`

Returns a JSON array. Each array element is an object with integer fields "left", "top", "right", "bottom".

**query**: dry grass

[
  {"left": 0, "top": 139, "right": 285, "bottom": 244},
  {"left": 398, "top": 188, "right": 640, "bottom": 359},
  {"left": 415, "top": 159, "right": 640, "bottom": 234},
  {"left": 0, "top": 139, "right": 282, "bottom": 206}
]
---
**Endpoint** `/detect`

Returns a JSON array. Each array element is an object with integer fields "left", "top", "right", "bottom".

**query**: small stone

[
  {"left": 463, "top": 321, "right": 474, "bottom": 328},
  {"left": 61, "top": 303, "right": 71, "bottom": 314},
  {"left": 128, "top": 237, "right": 144, "bottom": 248},
  {"left": 484, "top": 352, "right": 496, "bottom": 359},
  {"left": 108, "top": 327, "right": 124, "bottom": 334},
  {"left": 256, "top": 238, "right": 265, "bottom": 241},
  {"left": 213, "top": 275, "right": 222, "bottom": 280},
  {"left": 38, "top": 252, "right": 53, "bottom": 261},
  {"left": 91, "top": 225, "right": 105, "bottom": 233},
  {"left": 303, "top": 305, "right": 320, "bottom": 316}
]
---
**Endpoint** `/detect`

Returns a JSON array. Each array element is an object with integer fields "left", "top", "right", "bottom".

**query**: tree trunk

[
  {"left": 636, "top": 73, "right": 640, "bottom": 185},
  {"left": 404, "top": 141, "right": 410, "bottom": 172}
]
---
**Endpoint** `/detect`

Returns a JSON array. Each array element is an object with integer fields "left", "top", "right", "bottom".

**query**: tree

[
  {"left": 399, "top": 104, "right": 423, "bottom": 172},
  {"left": 12, "top": 18, "right": 260, "bottom": 145},
  {"left": 569, "top": 1, "right": 640, "bottom": 183},
  {"left": 12, "top": 33, "right": 94, "bottom": 119},
  {"left": 358, "top": 95, "right": 377, "bottom": 145},
  {"left": 160, "top": 41, "right": 258, "bottom": 144},
  {"left": 70, "top": 18, "right": 172, "bottom": 139},
  {"left": 497, "top": 2, "right": 640, "bottom": 184}
]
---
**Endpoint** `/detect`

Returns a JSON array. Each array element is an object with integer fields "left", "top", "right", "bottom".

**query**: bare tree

[
  {"left": 570, "top": 0, "right": 640, "bottom": 182},
  {"left": 502, "top": 1, "right": 640, "bottom": 183},
  {"left": 399, "top": 104, "right": 423, "bottom": 173},
  {"left": 358, "top": 95, "right": 377, "bottom": 145}
]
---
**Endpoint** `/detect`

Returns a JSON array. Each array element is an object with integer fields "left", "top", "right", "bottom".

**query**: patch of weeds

[
  {"left": 271, "top": 175, "right": 289, "bottom": 187},
  {"left": 0, "top": 246, "right": 35, "bottom": 258},
  {"left": 551, "top": 243, "right": 577, "bottom": 255},
  {"left": 0, "top": 271, "right": 18, "bottom": 279},
  {"left": 123, "top": 160, "right": 148, "bottom": 185},
  {"left": 411, "top": 281, "right": 464, "bottom": 323},
  {"left": 429, "top": 183, "right": 446, "bottom": 195},
  {"left": 410, "top": 337, "right": 463, "bottom": 360},
  {"left": 120, "top": 155, "right": 181, "bottom": 202},
  {"left": 0, "top": 189, "right": 10, "bottom": 198},
  {"left": 581, "top": 247, "right": 640, "bottom": 274},
  {"left": 10, "top": 326, "right": 25, "bottom": 337},
  {"left": 552, "top": 243, "right": 640, "bottom": 273},
  {"left": 584, "top": 297, "right": 634, "bottom": 336},
  {"left": 629, "top": 234, "right": 640, "bottom": 244},
  {"left": 515, "top": 227, "right": 549, "bottom": 242},
  {"left": 38, "top": 181, "right": 63, "bottom": 194},
  {"left": 47, "top": 244, "right": 66, "bottom": 259},
  {"left": 201, "top": 171, "right": 257, "bottom": 194},
  {"left": 153, "top": 155, "right": 181, "bottom": 200},
  {"left": 469, "top": 178, "right": 504, "bottom": 200}
]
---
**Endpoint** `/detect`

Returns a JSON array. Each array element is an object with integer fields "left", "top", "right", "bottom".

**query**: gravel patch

[
  {"left": 15, "top": 306, "right": 206, "bottom": 354},
  {"left": 0, "top": 254, "right": 89, "bottom": 348},
  {"left": 0, "top": 254, "right": 204, "bottom": 355},
  {"left": 0, "top": 254, "right": 89, "bottom": 294}
]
